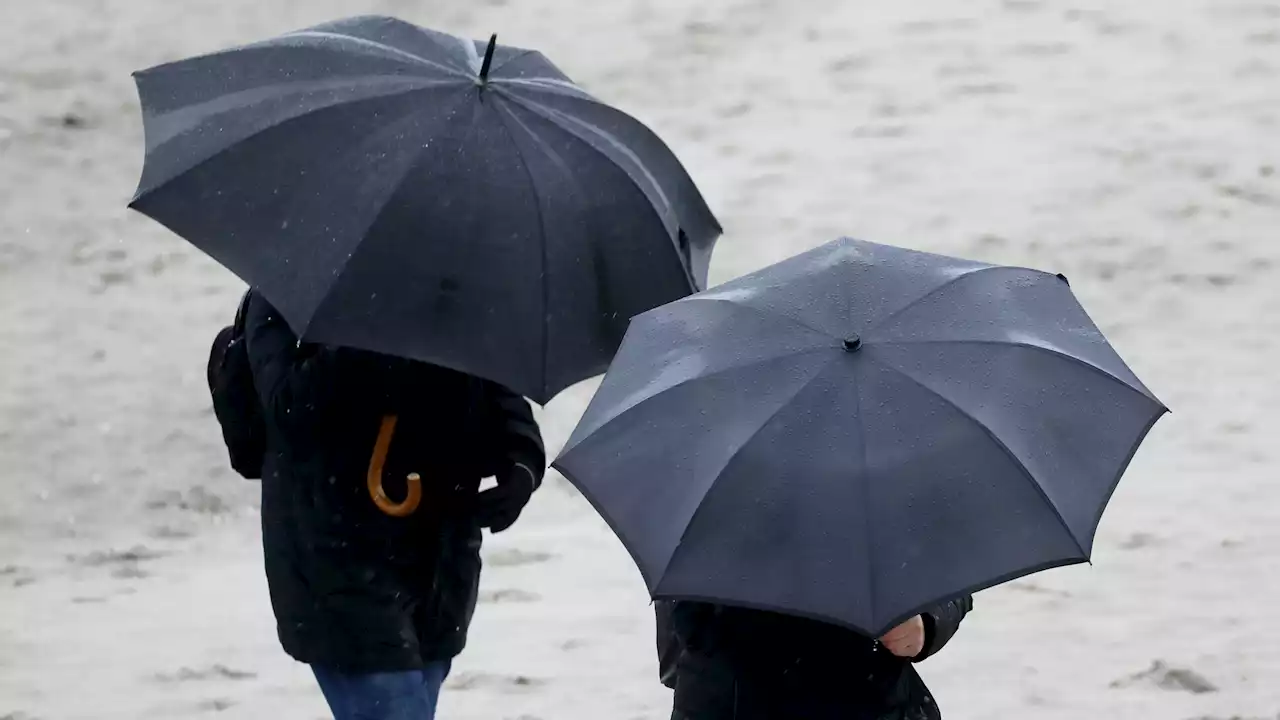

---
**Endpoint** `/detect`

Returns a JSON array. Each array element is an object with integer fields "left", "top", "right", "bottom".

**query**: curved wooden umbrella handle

[{"left": 367, "top": 415, "right": 422, "bottom": 517}]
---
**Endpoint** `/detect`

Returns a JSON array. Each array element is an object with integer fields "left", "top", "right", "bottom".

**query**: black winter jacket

[
  {"left": 659, "top": 597, "right": 972, "bottom": 720},
  {"left": 243, "top": 292, "right": 544, "bottom": 672}
]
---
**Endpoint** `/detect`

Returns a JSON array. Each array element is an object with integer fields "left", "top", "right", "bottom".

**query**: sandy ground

[{"left": 2, "top": 0, "right": 1278, "bottom": 718}]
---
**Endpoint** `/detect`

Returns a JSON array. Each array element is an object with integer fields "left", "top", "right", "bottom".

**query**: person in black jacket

[
  {"left": 242, "top": 291, "right": 545, "bottom": 720},
  {"left": 657, "top": 596, "right": 972, "bottom": 720}
]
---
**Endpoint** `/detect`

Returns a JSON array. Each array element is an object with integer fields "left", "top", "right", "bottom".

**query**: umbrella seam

[
  {"left": 500, "top": 90, "right": 675, "bottom": 220},
  {"left": 494, "top": 81, "right": 725, "bottom": 249},
  {"left": 644, "top": 362, "right": 1155, "bottom": 635},
  {"left": 495, "top": 76, "right": 598, "bottom": 100},
  {"left": 494, "top": 103, "right": 633, "bottom": 401},
  {"left": 131, "top": 84, "right": 461, "bottom": 204},
  {"left": 874, "top": 339, "right": 1165, "bottom": 406},
  {"left": 488, "top": 95, "right": 553, "bottom": 399},
  {"left": 551, "top": 461, "right": 665, "bottom": 590},
  {"left": 495, "top": 89, "right": 699, "bottom": 294},
  {"left": 1082, "top": 405, "right": 1168, "bottom": 549},
  {"left": 457, "top": 34, "right": 483, "bottom": 74},
  {"left": 297, "top": 89, "right": 477, "bottom": 338},
  {"left": 559, "top": 345, "right": 836, "bottom": 456},
  {"left": 678, "top": 296, "right": 835, "bottom": 340},
  {"left": 488, "top": 50, "right": 540, "bottom": 76},
  {"left": 136, "top": 76, "right": 458, "bottom": 170},
  {"left": 865, "top": 266, "right": 1005, "bottom": 335},
  {"left": 497, "top": 84, "right": 722, "bottom": 236},
  {"left": 281, "top": 31, "right": 470, "bottom": 78},
  {"left": 851, "top": 357, "right": 878, "bottom": 629},
  {"left": 495, "top": 77, "right": 615, "bottom": 109},
  {"left": 654, "top": 354, "right": 842, "bottom": 593},
  {"left": 866, "top": 353, "right": 1090, "bottom": 558}
]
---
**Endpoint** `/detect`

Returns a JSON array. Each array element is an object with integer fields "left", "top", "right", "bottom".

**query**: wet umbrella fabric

[
  {"left": 553, "top": 237, "right": 1166, "bottom": 637},
  {"left": 128, "top": 15, "right": 721, "bottom": 403}
]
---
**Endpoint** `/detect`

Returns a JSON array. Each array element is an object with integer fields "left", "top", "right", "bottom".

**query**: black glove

[{"left": 474, "top": 463, "right": 538, "bottom": 533}]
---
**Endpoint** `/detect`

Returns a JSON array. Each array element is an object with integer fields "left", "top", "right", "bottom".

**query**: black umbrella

[
  {"left": 553, "top": 237, "right": 1166, "bottom": 637},
  {"left": 128, "top": 15, "right": 720, "bottom": 403}
]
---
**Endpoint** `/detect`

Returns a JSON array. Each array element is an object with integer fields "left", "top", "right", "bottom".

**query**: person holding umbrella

[
  {"left": 242, "top": 289, "right": 543, "bottom": 718},
  {"left": 127, "top": 15, "right": 722, "bottom": 720},
  {"left": 656, "top": 597, "right": 970, "bottom": 719},
  {"left": 555, "top": 238, "right": 1166, "bottom": 719}
]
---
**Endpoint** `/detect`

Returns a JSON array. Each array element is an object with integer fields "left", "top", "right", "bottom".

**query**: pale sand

[{"left": 1, "top": 0, "right": 1278, "bottom": 718}]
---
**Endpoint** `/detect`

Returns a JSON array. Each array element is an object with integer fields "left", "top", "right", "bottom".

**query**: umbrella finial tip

[
  {"left": 842, "top": 336, "right": 863, "bottom": 352},
  {"left": 479, "top": 33, "right": 498, "bottom": 84}
]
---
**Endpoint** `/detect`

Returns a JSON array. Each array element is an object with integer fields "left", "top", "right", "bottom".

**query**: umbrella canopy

[
  {"left": 553, "top": 237, "right": 1167, "bottom": 637},
  {"left": 129, "top": 15, "right": 721, "bottom": 403}
]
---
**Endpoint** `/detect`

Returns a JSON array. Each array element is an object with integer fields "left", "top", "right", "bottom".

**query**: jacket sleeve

[
  {"left": 242, "top": 291, "right": 385, "bottom": 432},
  {"left": 481, "top": 381, "right": 546, "bottom": 487},
  {"left": 655, "top": 601, "right": 722, "bottom": 689},
  {"left": 655, "top": 600, "right": 682, "bottom": 690},
  {"left": 914, "top": 594, "right": 973, "bottom": 662}
]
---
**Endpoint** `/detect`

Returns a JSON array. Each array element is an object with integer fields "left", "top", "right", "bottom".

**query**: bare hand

[{"left": 879, "top": 615, "right": 926, "bottom": 658}]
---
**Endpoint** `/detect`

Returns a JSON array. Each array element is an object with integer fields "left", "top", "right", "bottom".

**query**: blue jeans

[{"left": 312, "top": 661, "right": 452, "bottom": 720}]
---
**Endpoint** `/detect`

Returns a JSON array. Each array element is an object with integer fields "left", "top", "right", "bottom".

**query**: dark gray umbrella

[
  {"left": 553, "top": 237, "right": 1166, "bottom": 637},
  {"left": 128, "top": 15, "right": 720, "bottom": 403}
]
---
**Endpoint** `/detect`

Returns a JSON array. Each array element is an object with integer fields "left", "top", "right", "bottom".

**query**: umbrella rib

[
  {"left": 497, "top": 83, "right": 723, "bottom": 241},
  {"left": 655, "top": 354, "right": 841, "bottom": 588},
  {"left": 495, "top": 77, "right": 601, "bottom": 102},
  {"left": 297, "top": 91, "right": 478, "bottom": 337},
  {"left": 680, "top": 296, "right": 835, "bottom": 339},
  {"left": 488, "top": 50, "right": 540, "bottom": 76},
  {"left": 864, "top": 266, "right": 1004, "bottom": 335},
  {"left": 500, "top": 91, "right": 671, "bottom": 210},
  {"left": 875, "top": 339, "right": 1162, "bottom": 404},
  {"left": 133, "top": 84, "right": 458, "bottom": 202},
  {"left": 496, "top": 84, "right": 717, "bottom": 240},
  {"left": 140, "top": 75, "right": 455, "bottom": 156},
  {"left": 456, "top": 34, "right": 484, "bottom": 74},
  {"left": 489, "top": 96, "right": 552, "bottom": 398},
  {"left": 281, "top": 31, "right": 470, "bottom": 77},
  {"left": 850, "top": 359, "right": 878, "bottom": 628},
  {"left": 563, "top": 347, "right": 834, "bottom": 457},
  {"left": 866, "top": 354, "right": 1090, "bottom": 558},
  {"left": 496, "top": 91, "right": 695, "bottom": 289}
]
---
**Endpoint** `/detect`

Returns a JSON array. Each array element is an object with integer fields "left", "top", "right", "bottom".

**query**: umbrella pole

[{"left": 367, "top": 415, "right": 422, "bottom": 517}]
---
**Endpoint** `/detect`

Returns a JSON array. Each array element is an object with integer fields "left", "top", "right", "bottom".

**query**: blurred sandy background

[{"left": 1, "top": 0, "right": 1278, "bottom": 718}]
